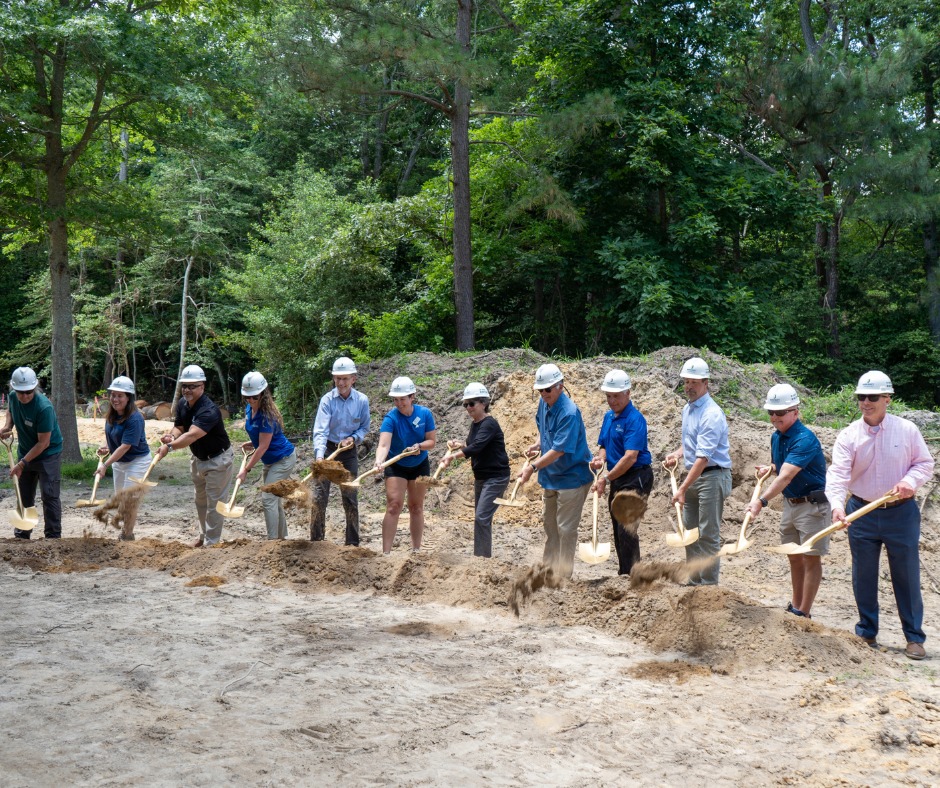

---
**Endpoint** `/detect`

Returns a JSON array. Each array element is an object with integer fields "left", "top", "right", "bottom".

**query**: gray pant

[
  {"left": 311, "top": 442, "right": 359, "bottom": 545},
  {"left": 542, "top": 483, "right": 592, "bottom": 579},
  {"left": 683, "top": 468, "right": 732, "bottom": 585},
  {"left": 190, "top": 448, "right": 234, "bottom": 545},
  {"left": 473, "top": 475, "right": 510, "bottom": 557},
  {"left": 261, "top": 451, "right": 296, "bottom": 539}
]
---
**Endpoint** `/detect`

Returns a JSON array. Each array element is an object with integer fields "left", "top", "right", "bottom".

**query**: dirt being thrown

[
  {"left": 610, "top": 491, "right": 647, "bottom": 534},
  {"left": 629, "top": 556, "right": 717, "bottom": 590},
  {"left": 308, "top": 460, "right": 351, "bottom": 484},
  {"left": 508, "top": 563, "right": 564, "bottom": 617},
  {"left": 261, "top": 479, "right": 313, "bottom": 511},
  {"left": 93, "top": 484, "right": 148, "bottom": 535}
]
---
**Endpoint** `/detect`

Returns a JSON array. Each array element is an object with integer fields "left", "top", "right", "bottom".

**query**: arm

[
  {"left": 10, "top": 432, "right": 51, "bottom": 478},
  {"left": 412, "top": 429, "right": 436, "bottom": 453},
  {"left": 897, "top": 426, "right": 935, "bottom": 498},
  {"left": 826, "top": 431, "right": 853, "bottom": 524},
  {"left": 311, "top": 398, "right": 331, "bottom": 459},
  {"left": 745, "top": 463, "right": 802, "bottom": 518},
  {"left": 672, "top": 456, "right": 709, "bottom": 505},
  {"left": 350, "top": 396, "right": 370, "bottom": 445},
  {"left": 0, "top": 410, "right": 12, "bottom": 437},
  {"left": 519, "top": 448, "right": 565, "bottom": 482},
  {"left": 596, "top": 449, "right": 639, "bottom": 495},
  {"left": 238, "top": 432, "right": 271, "bottom": 482},
  {"left": 374, "top": 431, "right": 393, "bottom": 470},
  {"left": 158, "top": 425, "right": 207, "bottom": 458}
]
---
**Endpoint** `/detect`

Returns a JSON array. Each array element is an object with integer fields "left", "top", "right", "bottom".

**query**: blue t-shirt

[
  {"left": 245, "top": 405, "right": 294, "bottom": 465},
  {"left": 771, "top": 419, "right": 827, "bottom": 498},
  {"left": 105, "top": 411, "right": 150, "bottom": 460},
  {"left": 536, "top": 393, "right": 593, "bottom": 490},
  {"left": 597, "top": 401, "right": 652, "bottom": 469},
  {"left": 380, "top": 405, "right": 436, "bottom": 468}
]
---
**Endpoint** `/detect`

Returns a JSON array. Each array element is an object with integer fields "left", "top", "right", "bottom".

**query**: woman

[
  {"left": 238, "top": 371, "right": 296, "bottom": 540},
  {"left": 96, "top": 376, "right": 151, "bottom": 541},
  {"left": 443, "top": 383, "right": 511, "bottom": 557},
  {"left": 375, "top": 376, "right": 436, "bottom": 554}
]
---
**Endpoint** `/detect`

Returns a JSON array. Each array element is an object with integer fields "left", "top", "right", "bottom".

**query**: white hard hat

[
  {"left": 462, "top": 382, "right": 489, "bottom": 400},
  {"left": 680, "top": 357, "right": 710, "bottom": 379},
  {"left": 388, "top": 376, "right": 416, "bottom": 396},
  {"left": 533, "top": 363, "right": 564, "bottom": 390},
  {"left": 9, "top": 367, "right": 38, "bottom": 392},
  {"left": 600, "top": 369, "right": 631, "bottom": 393},
  {"left": 179, "top": 364, "right": 207, "bottom": 384},
  {"left": 332, "top": 357, "right": 357, "bottom": 375},
  {"left": 763, "top": 383, "right": 799, "bottom": 411},
  {"left": 241, "top": 371, "right": 268, "bottom": 397},
  {"left": 855, "top": 370, "right": 893, "bottom": 395},
  {"left": 107, "top": 376, "right": 136, "bottom": 395}
]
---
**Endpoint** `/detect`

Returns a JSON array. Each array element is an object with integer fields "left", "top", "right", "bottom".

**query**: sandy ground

[{"left": 2, "top": 352, "right": 940, "bottom": 786}]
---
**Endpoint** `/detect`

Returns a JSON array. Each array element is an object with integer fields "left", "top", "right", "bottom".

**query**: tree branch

[
  {"left": 379, "top": 89, "right": 450, "bottom": 115},
  {"left": 469, "top": 139, "right": 529, "bottom": 163},
  {"left": 701, "top": 130, "right": 778, "bottom": 175}
]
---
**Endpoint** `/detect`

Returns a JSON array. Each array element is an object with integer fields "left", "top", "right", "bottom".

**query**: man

[
  {"left": 591, "top": 369, "right": 653, "bottom": 575},
  {"left": 665, "top": 356, "right": 732, "bottom": 585},
  {"left": 1, "top": 367, "right": 62, "bottom": 539},
  {"left": 311, "top": 357, "right": 370, "bottom": 545},
  {"left": 518, "top": 363, "right": 593, "bottom": 579},
  {"left": 746, "top": 384, "right": 830, "bottom": 618},
  {"left": 826, "top": 370, "right": 934, "bottom": 660},
  {"left": 158, "top": 364, "right": 233, "bottom": 547}
]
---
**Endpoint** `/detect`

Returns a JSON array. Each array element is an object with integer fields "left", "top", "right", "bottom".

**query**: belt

[
  {"left": 701, "top": 465, "right": 726, "bottom": 474},
  {"left": 195, "top": 446, "right": 230, "bottom": 462},
  {"left": 786, "top": 492, "right": 824, "bottom": 505},
  {"left": 850, "top": 494, "right": 906, "bottom": 510}
]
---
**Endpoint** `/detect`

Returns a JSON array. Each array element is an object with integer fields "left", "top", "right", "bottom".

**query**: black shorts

[{"left": 384, "top": 458, "right": 431, "bottom": 481}]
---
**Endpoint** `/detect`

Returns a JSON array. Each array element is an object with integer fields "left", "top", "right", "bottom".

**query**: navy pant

[
  {"left": 15, "top": 453, "right": 62, "bottom": 539},
  {"left": 847, "top": 497, "right": 924, "bottom": 645},
  {"left": 608, "top": 465, "right": 654, "bottom": 575}
]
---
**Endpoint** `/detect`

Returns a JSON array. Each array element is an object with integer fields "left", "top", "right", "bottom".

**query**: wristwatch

[{"left": 758, "top": 497, "right": 769, "bottom": 508}]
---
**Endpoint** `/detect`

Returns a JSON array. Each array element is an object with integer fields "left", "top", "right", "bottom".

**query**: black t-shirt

[
  {"left": 175, "top": 394, "right": 230, "bottom": 460},
  {"left": 462, "top": 416, "right": 510, "bottom": 480}
]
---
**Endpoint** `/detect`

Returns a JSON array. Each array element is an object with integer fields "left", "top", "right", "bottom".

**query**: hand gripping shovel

[
  {"left": 495, "top": 451, "right": 540, "bottom": 508},
  {"left": 2, "top": 437, "right": 38, "bottom": 531},
  {"left": 341, "top": 446, "right": 420, "bottom": 489},
  {"left": 718, "top": 466, "right": 773, "bottom": 556},
  {"left": 416, "top": 450, "right": 463, "bottom": 487},
  {"left": 216, "top": 447, "right": 254, "bottom": 519},
  {"left": 767, "top": 492, "right": 899, "bottom": 556},
  {"left": 663, "top": 460, "right": 699, "bottom": 548},
  {"left": 578, "top": 466, "right": 611, "bottom": 564},
  {"left": 76, "top": 454, "right": 110, "bottom": 508},
  {"left": 129, "top": 449, "right": 163, "bottom": 488}
]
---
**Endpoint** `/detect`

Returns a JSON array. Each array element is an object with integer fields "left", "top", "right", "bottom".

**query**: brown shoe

[
  {"left": 190, "top": 536, "right": 204, "bottom": 548},
  {"left": 904, "top": 642, "right": 926, "bottom": 660},
  {"left": 860, "top": 636, "right": 878, "bottom": 648}
]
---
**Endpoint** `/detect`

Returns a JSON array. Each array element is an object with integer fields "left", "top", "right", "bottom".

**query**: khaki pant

[
  {"left": 191, "top": 448, "right": 234, "bottom": 545},
  {"left": 261, "top": 451, "right": 296, "bottom": 539},
  {"left": 542, "top": 483, "right": 591, "bottom": 579}
]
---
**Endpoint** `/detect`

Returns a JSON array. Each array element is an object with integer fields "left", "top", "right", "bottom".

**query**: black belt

[
  {"left": 850, "top": 494, "right": 906, "bottom": 510},
  {"left": 787, "top": 491, "right": 826, "bottom": 505},
  {"left": 195, "top": 446, "right": 230, "bottom": 462},
  {"left": 701, "top": 465, "right": 727, "bottom": 474}
]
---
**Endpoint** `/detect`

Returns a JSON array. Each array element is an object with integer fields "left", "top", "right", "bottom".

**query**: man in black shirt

[{"left": 158, "top": 364, "right": 234, "bottom": 547}]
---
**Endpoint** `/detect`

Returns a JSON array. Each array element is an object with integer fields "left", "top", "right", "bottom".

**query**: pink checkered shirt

[{"left": 826, "top": 413, "right": 935, "bottom": 509}]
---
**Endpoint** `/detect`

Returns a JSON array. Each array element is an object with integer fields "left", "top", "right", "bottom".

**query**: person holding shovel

[
  {"left": 375, "top": 376, "right": 436, "bottom": 555},
  {"left": 744, "top": 384, "right": 830, "bottom": 618},
  {"left": 591, "top": 370, "right": 653, "bottom": 576},
  {"left": 237, "top": 372, "right": 296, "bottom": 541},
  {"left": 157, "top": 364, "right": 233, "bottom": 548},
  {"left": 95, "top": 376, "right": 151, "bottom": 541},
  {"left": 517, "top": 363, "right": 593, "bottom": 579},
  {"left": 442, "top": 382, "right": 510, "bottom": 558},
  {"left": 311, "top": 357, "right": 370, "bottom": 546},
  {"left": 664, "top": 357, "right": 731, "bottom": 585},
  {"left": 1, "top": 367, "right": 62, "bottom": 539},
  {"left": 825, "top": 371, "right": 934, "bottom": 659}
]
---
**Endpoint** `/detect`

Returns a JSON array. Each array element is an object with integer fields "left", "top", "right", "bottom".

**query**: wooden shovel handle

[
  {"left": 326, "top": 442, "right": 354, "bottom": 461},
  {"left": 2, "top": 437, "right": 27, "bottom": 513},
  {"left": 802, "top": 493, "right": 900, "bottom": 550}
]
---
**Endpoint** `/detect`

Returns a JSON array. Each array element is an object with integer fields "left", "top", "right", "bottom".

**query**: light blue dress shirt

[
  {"left": 681, "top": 392, "right": 731, "bottom": 470},
  {"left": 312, "top": 387, "right": 370, "bottom": 458}
]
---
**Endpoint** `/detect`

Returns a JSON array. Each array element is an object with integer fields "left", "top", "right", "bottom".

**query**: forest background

[{"left": 2, "top": 0, "right": 940, "bottom": 461}]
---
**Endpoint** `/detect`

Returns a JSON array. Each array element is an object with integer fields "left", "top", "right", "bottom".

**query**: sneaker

[
  {"left": 904, "top": 642, "right": 926, "bottom": 660},
  {"left": 119, "top": 533, "right": 135, "bottom": 542},
  {"left": 786, "top": 602, "right": 806, "bottom": 617},
  {"left": 190, "top": 536, "right": 204, "bottom": 548}
]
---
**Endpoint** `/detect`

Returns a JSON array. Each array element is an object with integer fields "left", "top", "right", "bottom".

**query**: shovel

[
  {"left": 578, "top": 466, "right": 611, "bottom": 564},
  {"left": 308, "top": 442, "right": 355, "bottom": 483},
  {"left": 3, "top": 437, "right": 38, "bottom": 531},
  {"left": 495, "top": 450, "right": 540, "bottom": 508},
  {"left": 76, "top": 454, "right": 110, "bottom": 508},
  {"left": 216, "top": 446, "right": 254, "bottom": 518},
  {"left": 662, "top": 459, "right": 699, "bottom": 548},
  {"left": 718, "top": 465, "right": 773, "bottom": 556},
  {"left": 416, "top": 450, "right": 463, "bottom": 487},
  {"left": 341, "top": 446, "right": 420, "bottom": 489},
  {"left": 129, "top": 450, "right": 163, "bottom": 488},
  {"left": 767, "top": 492, "right": 899, "bottom": 555}
]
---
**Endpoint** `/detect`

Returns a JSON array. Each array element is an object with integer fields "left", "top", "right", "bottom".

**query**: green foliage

[{"left": 61, "top": 448, "right": 102, "bottom": 481}]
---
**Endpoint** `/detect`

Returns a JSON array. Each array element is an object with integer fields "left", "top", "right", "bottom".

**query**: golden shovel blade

[
  {"left": 718, "top": 536, "right": 751, "bottom": 556},
  {"left": 767, "top": 541, "right": 813, "bottom": 556},
  {"left": 215, "top": 501, "right": 245, "bottom": 519},
  {"left": 494, "top": 496, "right": 527, "bottom": 508},
  {"left": 665, "top": 527, "right": 699, "bottom": 548},
  {"left": 75, "top": 498, "right": 100, "bottom": 508},
  {"left": 129, "top": 476, "right": 157, "bottom": 488},
  {"left": 9, "top": 508, "right": 37, "bottom": 530},
  {"left": 578, "top": 541, "right": 611, "bottom": 564}
]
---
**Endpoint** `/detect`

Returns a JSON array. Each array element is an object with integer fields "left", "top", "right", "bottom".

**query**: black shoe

[{"left": 13, "top": 529, "right": 31, "bottom": 540}]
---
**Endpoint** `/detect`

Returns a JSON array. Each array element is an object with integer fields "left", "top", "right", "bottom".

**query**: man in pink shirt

[{"left": 826, "top": 371, "right": 935, "bottom": 660}]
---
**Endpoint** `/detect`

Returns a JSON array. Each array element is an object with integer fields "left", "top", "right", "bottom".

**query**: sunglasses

[
  {"left": 857, "top": 394, "right": 883, "bottom": 402},
  {"left": 180, "top": 383, "right": 202, "bottom": 391},
  {"left": 463, "top": 400, "right": 481, "bottom": 408},
  {"left": 245, "top": 395, "right": 260, "bottom": 401},
  {"left": 767, "top": 408, "right": 797, "bottom": 417}
]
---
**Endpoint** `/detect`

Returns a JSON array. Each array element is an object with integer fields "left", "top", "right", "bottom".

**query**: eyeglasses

[
  {"left": 856, "top": 394, "right": 883, "bottom": 402},
  {"left": 767, "top": 408, "right": 797, "bottom": 417},
  {"left": 180, "top": 383, "right": 202, "bottom": 392}
]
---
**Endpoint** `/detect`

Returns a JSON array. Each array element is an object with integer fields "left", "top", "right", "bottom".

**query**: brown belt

[{"left": 850, "top": 494, "right": 906, "bottom": 510}]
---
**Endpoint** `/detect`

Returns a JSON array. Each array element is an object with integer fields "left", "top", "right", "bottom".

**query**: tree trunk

[
  {"left": 923, "top": 63, "right": 940, "bottom": 404},
  {"left": 813, "top": 167, "right": 841, "bottom": 360},
  {"left": 451, "top": 0, "right": 475, "bottom": 350},
  {"left": 172, "top": 255, "right": 194, "bottom": 415}
]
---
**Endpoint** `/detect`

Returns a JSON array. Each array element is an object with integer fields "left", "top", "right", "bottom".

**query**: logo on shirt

[
  {"left": 412, "top": 416, "right": 421, "bottom": 428},
  {"left": 615, "top": 424, "right": 624, "bottom": 434}
]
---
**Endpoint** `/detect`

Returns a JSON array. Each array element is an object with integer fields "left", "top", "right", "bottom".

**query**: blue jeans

[
  {"left": 683, "top": 468, "right": 731, "bottom": 585},
  {"left": 473, "top": 475, "right": 509, "bottom": 557},
  {"left": 847, "top": 497, "right": 924, "bottom": 644}
]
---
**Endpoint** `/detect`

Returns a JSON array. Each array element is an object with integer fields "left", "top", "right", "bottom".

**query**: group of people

[{"left": 2, "top": 355, "right": 935, "bottom": 658}]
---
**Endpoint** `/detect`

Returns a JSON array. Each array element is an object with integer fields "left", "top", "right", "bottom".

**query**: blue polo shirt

[
  {"left": 771, "top": 419, "right": 827, "bottom": 498},
  {"left": 105, "top": 411, "right": 150, "bottom": 460},
  {"left": 380, "top": 405, "right": 436, "bottom": 468},
  {"left": 245, "top": 405, "right": 295, "bottom": 465},
  {"left": 536, "top": 392, "right": 593, "bottom": 490},
  {"left": 597, "top": 401, "right": 652, "bottom": 470}
]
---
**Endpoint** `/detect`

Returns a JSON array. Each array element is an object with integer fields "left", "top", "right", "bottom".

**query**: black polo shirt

[{"left": 175, "top": 394, "right": 230, "bottom": 460}]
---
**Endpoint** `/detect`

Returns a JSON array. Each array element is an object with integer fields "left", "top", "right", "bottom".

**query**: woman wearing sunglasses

[
  {"left": 442, "top": 383, "right": 511, "bottom": 557},
  {"left": 237, "top": 371, "right": 296, "bottom": 540}
]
